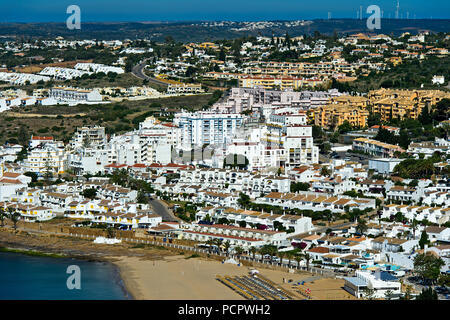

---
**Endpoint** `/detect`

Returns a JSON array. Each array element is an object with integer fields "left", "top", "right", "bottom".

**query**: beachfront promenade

[{"left": 1, "top": 221, "right": 351, "bottom": 279}]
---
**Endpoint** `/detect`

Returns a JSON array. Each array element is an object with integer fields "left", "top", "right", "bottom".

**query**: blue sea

[{"left": 0, "top": 252, "right": 130, "bottom": 300}]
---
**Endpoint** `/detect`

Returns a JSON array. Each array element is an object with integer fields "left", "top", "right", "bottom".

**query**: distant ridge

[{"left": 0, "top": 19, "right": 448, "bottom": 42}]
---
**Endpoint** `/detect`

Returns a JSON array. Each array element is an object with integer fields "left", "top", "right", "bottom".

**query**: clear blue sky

[{"left": 0, "top": 0, "right": 449, "bottom": 22}]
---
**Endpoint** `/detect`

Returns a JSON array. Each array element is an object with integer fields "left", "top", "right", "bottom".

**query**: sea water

[{"left": 0, "top": 252, "right": 129, "bottom": 300}]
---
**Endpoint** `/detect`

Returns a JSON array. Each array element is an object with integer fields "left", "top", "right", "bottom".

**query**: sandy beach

[
  {"left": 113, "top": 255, "right": 356, "bottom": 300},
  {"left": 0, "top": 228, "right": 355, "bottom": 300}
]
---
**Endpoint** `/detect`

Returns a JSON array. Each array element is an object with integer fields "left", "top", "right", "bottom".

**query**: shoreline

[
  {"left": 0, "top": 229, "right": 355, "bottom": 300},
  {"left": 0, "top": 245, "right": 135, "bottom": 300}
]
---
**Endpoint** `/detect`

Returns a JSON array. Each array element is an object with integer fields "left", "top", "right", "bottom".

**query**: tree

[
  {"left": 414, "top": 253, "right": 445, "bottom": 285},
  {"left": 9, "top": 209, "right": 21, "bottom": 231},
  {"left": 234, "top": 246, "right": 244, "bottom": 260},
  {"left": 356, "top": 218, "right": 368, "bottom": 235},
  {"left": 301, "top": 253, "right": 311, "bottom": 271},
  {"left": 249, "top": 246, "right": 257, "bottom": 261},
  {"left": 106, "top": 227, "right": 116, "bottom": 238},
  {"left": 320, "top": 167, "right": 331, "bottom": 177},
  {"left": 43, "top": 151, "right": 53, "bottom": 181},
  {"left": 24, "top": 172, "right": 38, "bottom": 183},
  {"left": 218, "top": 47, "right": 226, "bottom": 61},
  {"left": 384, "top": 289, "right": 394, "bottom": 300},
  {"left": 136, "top": 191, "right": 148, "bottom": 204},
  {"left": 223, "top": 240, "right": 231, "bottom": 257},
  {"left": 0, "top": 208, "right": 6, "bottom": 227},
  {"left": 363, "top": 287, "right": 376, "bottom": 300},
  {"left": 398, "top": 129, "right": 411, "bottom": 150},
  {"left": 338, "top": 121, "right": 353, "bottom": 134},
  {"left": 419, "top": 231, "right": 430, "bottom": 249},
  {"left": 237, "top": 192, "right": 251, "bottom": 209},
  {"left": 81, "top": 188, "right": 97, "bottom": 200},
  {"left": 416, "top": 287, "right": 438, "bottom": 300},
  {"left": 294, "top": 255, "right": 302, "bottom": 269},
  {"left": 291, "top": 182, "right": 310, "bottom": 192}
]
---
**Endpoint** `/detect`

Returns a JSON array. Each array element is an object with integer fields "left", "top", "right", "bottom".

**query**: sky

[{"left": 0, "top": 0, "right": 449, "bottom": 23}]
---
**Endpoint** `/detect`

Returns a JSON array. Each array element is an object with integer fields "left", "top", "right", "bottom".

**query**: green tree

[
  {"left": 9, "top": 209, "right": 21, "bottom": 231},
  {"left": 81, "top": 188, "right": 97, "bottom": 200},
  {"left": 416, "top": 287, "right": 438, "bottom": 300},
  {"left": 237, "top": 192, "right": 251, "bottom": 209},
  {"left": 338, "top": 121, "right": 353, "bottom": 134},
  {"left": 320, "top": 167, "right": 331, "bottom": 177},
  {"left": 356, "top": 218, "right": 368, "bottom": 235},
  {"left": 291, "top": 182, "right": 310, "bottom": 192},
  {"left": 0, "top": 208, "right": 7, "bottom": 227},
  {"left": 136, "top": 191, "right": 148, "bottom": 204},
  {"left": 419, "top": 231, "right": 430, "bottom": 249},
  {"left": 414, "top": 253, "right": 445, "bottom": 284}
]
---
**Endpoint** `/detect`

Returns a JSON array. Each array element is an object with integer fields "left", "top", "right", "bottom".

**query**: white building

[{"left": 174, "top": 111, "right": 244, "bottom": 149}]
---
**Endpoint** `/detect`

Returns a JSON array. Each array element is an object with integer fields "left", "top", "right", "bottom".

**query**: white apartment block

[
  {"left": 177, "top": 167, "right": 291, "bottom": 197},
  {"left": 23, "top": 140, "right": 67, "bottom": 176},
  {"left": 196, "top": 207, "right": 314, "bottom": 235},
  {"left": 255, "top": 191, "right": 376, "bottom": 214},
  {"left": 174, "top": 112, "right": 244, "bottom": 148},
  {"left": 167, "top": 83, "right": 203, "bottom": 94},
  {"left": 178, "top": 223, "right": 288, "bottom": 248},
  {"left": 70, "top": 126, "right": 107, "bottom": 149},
  {"left": 49, "top": 87, "right": 102, "bottom": 103},
  {"left": 74, "top": 63, "right": 124, "bottom": 74},
  {"left": 382, "top": 204, "right": 450, "bottom": 224}
]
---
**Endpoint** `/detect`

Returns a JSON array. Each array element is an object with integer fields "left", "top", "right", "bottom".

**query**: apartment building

[
  {"left": 239, "top": 75, "right": 325, "bottom": 90},
  {"left": 49, "top": 87, "right": 102, "bottom": 103},
  {"left": 352, "top": 138, "right": 405, "bottom": 157},
  {"left": 167, "top": 83, "right": 204, "bottom": 94},
  {"left": 255, "top": 191, "right": 376, "bottom": 214},
  {"left": 70, "top": 126, "right": 107, "bottom": 149},
  {"left": 313, "top": 104, "right": 369, "bottom": 129},
  {"left": 178, "top": 223, "right": 288, "bottom": 248},
  {"left": 196, "top": 206, "right": 314, "bottom": 234},
  {"left": 22, "top": 139, "right": 67, "bottom": 176},
  {"left": 368, "top": 88, "right": 450, "bottom": 121},
  {"left": 174, "top": 111, "right": 244, "bottom": 148}
]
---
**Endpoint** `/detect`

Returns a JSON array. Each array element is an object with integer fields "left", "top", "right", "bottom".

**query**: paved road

[
  {"left": 149, "top": 198, "right": 180, "bottom": 223},
  {"left": 132, "top": 59, "right": 169, "bottom": 87}
]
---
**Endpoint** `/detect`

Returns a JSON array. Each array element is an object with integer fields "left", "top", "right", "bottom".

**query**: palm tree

[
  {"left": 285, "top": 251, "right": 294, "bottom": 268},
  {"left": 214, "top": 238, "right": 223, "bottom": 253},
  {"left": 206, "top": 239, "right": 215, "bottom": 253},
  {"left": 294, "top": 255, "right": 302, "bottom": 269},
  {"left": 223, "top": 240, "right": 231, "bottom": 257},
  {"left": 249, "top": 246, "right": 257, "bottom": 261},
  {"left": 278, "top": 251, "right": 285, "bottom": 266},
  {"left": 302, "top": 253, "right": 311, "bottom": 271},
  {"left": 0, "top": 208, "right": 6, "bottom": 227},
  {"left": 234, "top": 246, "right": 244, "bottom": 260},
  {"left": 9, "top": 210, "right": 21, "bottom": 231}
]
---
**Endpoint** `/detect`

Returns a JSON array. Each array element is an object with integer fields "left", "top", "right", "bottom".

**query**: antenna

[
  {"left": 328, "top": 12, "right": 331, "bottom": 20},
  {"left": 360, "top": 6, "right": 363, "bottom": 20}
]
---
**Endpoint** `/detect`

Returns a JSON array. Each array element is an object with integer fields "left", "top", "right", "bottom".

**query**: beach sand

[{"left": 113, "top": 255, "right": 356, "bottom": 300}]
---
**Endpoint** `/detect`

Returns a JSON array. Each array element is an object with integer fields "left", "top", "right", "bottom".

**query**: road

[
  {"left": 149, "top": 198, "right": 180, "bottom": 223},
  {"left": 131, "top": 58, "right": 169, "bottom": 87}
]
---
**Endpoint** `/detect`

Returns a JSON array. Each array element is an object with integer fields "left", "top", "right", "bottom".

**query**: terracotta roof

[{"left": 307, "top": 247, "right": 330, "bottom": 254}]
